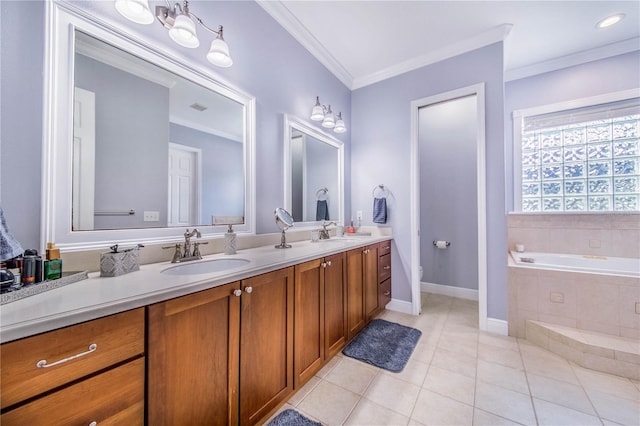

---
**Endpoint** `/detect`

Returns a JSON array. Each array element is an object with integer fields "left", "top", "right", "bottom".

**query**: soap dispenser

[{"left": 224, "top": 224, "right": 237, "bottom": 255}]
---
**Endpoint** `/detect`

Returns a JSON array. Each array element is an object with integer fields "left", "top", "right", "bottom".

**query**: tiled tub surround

[{"left": 507, "top": 212, "right": 639, "bottom": 379}]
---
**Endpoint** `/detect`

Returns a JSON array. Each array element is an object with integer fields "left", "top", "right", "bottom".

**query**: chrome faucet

[
  {"left": 319, "top": 221, "right": 336, "bottom": 240},
  {"left": 163, "top": 228, "right": 207, "bottom": 263}
]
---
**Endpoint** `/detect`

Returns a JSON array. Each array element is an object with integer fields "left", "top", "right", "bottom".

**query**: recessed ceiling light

[{"left": 596, "top": 13, "right": 626, "bottom": 29}]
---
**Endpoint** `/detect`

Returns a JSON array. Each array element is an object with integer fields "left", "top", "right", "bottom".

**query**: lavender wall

[
  {"left": 0, "top": 0, "right": 350, "bottom": 249},
  {"left": 505, "top": 51, "right": 640, "bottom": 210},
  {"left": 351, "top": 43, "right": 507, "bottom": 319}
]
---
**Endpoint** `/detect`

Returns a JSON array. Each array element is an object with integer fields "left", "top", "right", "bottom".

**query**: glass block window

[{"left": 516, "top": 96, "right": 640, "bottom": 212}]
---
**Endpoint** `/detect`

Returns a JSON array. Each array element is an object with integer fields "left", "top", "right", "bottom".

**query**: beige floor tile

[
  {"left": 479, "top": 331, "right": 520, "bottom": 352},
  {"left": 410, "top": 389, "right": 474, "bottom": 426},
  {"left": 315, "top": 353, "right": 343, "bottom": 378},
  {"left": 476, "top": 359, "right": 529, "bottom": 395},
  {"left": 478, "top": 343, "right": 524, "bottom": 370},
  {"left": 431, "top": 347, "right": 477, "bottom": 378},
  {"left": 410, "top": 341, "right": 437, "bottom": 364},
  {"left": 533, "top": 398, "right": 602, "bottom": 426},
  {"left": 526, "top": 372, "right": 596, "bottom": 416},
  {"left": 474, "top": 381, "right": 537, "bottom": 425},
  {"left": 583, "top": 389, "right": 640, "bottom": 426},
  {"left": 422, "top": 365, "right": 476, "bottom": 406},
  {"left": 520, "top": 345, "right": 580, "bottom": 385},
  {"left": 573, "top": 365, "right": 640, "bottom": 401},
  {"left": 364, "top": 373, "right": 421, "bottom": 417},
  {"left": 472, "top": 408, "right": 525, "bottom": 426},
  {"left": 288, "top": 376, "right": 322, "bottom": 407},
  {"left": 437, "top": 333, "right": 478, "bottom": 358},
  {"left": 325, "top": 357, "right": 379, "bottom": 395},
  {"left": 297, "top": 380, "right": 360, "bottom": 425},
  {"left": 344, "top": 398, "right": 409, "bottom": 426},
  {"left": 382, "top": 358, "right": 429, "bottom": 387}
]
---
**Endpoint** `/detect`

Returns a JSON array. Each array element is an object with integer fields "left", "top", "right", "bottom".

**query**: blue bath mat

[
  {"left": 343, "top": 319, "right": 422, "bottom": 372},
  {"left": 268, "top": 409, "right": 321, "bottom": 426}
]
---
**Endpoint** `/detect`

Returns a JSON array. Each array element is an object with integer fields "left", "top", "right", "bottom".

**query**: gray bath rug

[
  {"left": 343, "top": 319, "right": 422, "bottom": 372},
  {"left": 268, "top": 409, "right": 321, "bottom": 426}
]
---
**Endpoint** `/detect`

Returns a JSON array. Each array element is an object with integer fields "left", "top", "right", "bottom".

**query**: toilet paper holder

[{"left": 433, "top": 240, "right": 451, "bottom": 248}]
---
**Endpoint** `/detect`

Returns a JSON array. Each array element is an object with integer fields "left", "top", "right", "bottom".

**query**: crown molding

[
  {"left": 505, "top": 37, "right": 640, "bottom": 82},
  {"left": 351, "top": 24, "right": 513, "bottom": 90},
  {"left": 256, "top": 0, "right": 354, "bottom": 89}
]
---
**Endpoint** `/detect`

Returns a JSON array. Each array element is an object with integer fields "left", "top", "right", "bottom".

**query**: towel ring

[
  {"left": 316, "top": 188, "right": 328, "bottom": 201},
  {"left": 372, "top": 184, "right": 388, "bottom": 198}
]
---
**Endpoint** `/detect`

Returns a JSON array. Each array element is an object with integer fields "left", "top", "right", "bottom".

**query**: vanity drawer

[
  {"left": 379, "top": 279, "right": 391, "bottom": 308},
  {"left": 1, "top": 308, "right": 144, "bottom": 409},
  {"left": 378, "top": 241, "right": 391, "bottom": 256},
  {"left": 378, "top": 253, "right": 391, "bottom": 282},
  {"left": 1, "top": 358, "right": 144, "bottom": 425}
]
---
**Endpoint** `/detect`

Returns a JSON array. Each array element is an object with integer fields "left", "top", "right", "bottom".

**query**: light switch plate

[{"left": 550, "top": 292, "right": 564, "bottom": 303}]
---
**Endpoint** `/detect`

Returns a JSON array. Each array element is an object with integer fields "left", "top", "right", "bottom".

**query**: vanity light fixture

[
  {"left": 596, "top": 13, "right": 625, "bottom": 29},
  {"left": 310, "top": 96, "right": 347, "bottom": 134},
  {"left": 114, "top": 0, "right": 233, "bottom": 67}
]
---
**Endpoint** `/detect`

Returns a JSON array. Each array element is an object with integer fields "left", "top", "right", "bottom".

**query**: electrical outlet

[
  {"left": 550, "top": 292, "right": 564, "bottom": 303},
  {"left": 143, "top": 211, "right": 160, "bottom": 222},
  {"left": 356, "top": 210, "right": 363, "bottom": 221}
]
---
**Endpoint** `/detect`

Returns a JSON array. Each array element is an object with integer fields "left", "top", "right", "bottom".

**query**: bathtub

[{"left": 509, "top": 251, "right": 640, "bottom": 278}]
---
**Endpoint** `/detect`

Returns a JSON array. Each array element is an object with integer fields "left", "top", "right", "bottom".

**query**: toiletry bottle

[
  {"left": 22, "top": 250, "right": 37, "bottom": 285},
  {"left": 45, "top": 242, "right": 63, "bottom": 280},
  {"left": 224, "top": 224, "right": 237, "bottom": 255}
]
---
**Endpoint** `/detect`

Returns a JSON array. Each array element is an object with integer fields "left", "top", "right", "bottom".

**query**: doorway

[
  {"left": 168, "top": 143, "right": 201, "bottom": 226},
  {"left": 410, "top": 83, "right": 488, "bottom": 330}
]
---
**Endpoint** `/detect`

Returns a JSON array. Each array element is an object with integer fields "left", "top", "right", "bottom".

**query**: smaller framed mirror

[{"left": 283, "top": 115, "right": 344, "bottom": 229}]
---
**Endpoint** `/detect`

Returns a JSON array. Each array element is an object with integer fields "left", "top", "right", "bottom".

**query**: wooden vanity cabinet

[
  {"left": 0, "top": 308, "right": 145, "bottom": 425},
  {"left": 378, "top": 241, "right": 392, "bottom": 309},
  {"left": 363, "top": 244, "right": 380, "bottom": 321},
  {"left": 147, "top": 281, "right": 241, "bottom": 426},
  {"left": 346, "top": 244, "right": 379, "bottom": 339},
  {"left": 148, "top": 267, "right": 294, "bottom": 426},
  {"left": 293, "top": 252, "right": 347, "bottom": 388}
]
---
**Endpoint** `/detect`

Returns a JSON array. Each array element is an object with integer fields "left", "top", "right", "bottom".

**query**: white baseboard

[
  {"left": 421, "top": 282, "right": 479, "bottom": 301},
  {"left": 385, "top": 298, "right": 413, "bottom": 315},
  {"left": 487, "top": 318, "right": 509, "bottom": 335}
]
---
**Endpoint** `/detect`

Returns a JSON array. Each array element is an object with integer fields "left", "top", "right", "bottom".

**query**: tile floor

[{"left": 267, "top": 293, "right": 640, "bottom": 425}]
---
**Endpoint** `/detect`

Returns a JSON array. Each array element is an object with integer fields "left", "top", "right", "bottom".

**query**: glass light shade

[
  {"left": 207, "top": 37, "right": 233, "bottom": 67},
  {"left": 169, "top": 13, "right": 199, "bottom": 48},
  {"left": 322, "top": 112, "right": 335, "bottom": 128},
  {"left": 310, "top": 105, "right": 325, "bottom": 121},
  {"left": 115, "top": 0, "right": 154, "bottom": 25},
  {"left": 333, "top": 117, "right": 346, "bottom": 133}
]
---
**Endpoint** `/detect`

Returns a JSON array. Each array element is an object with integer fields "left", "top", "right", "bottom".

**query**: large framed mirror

[
  {"left": 43, "top": 2, "right": 255, "bottom": 251},
  {"left": 283, "top": 115, "right": 344, "bottom": 228}
]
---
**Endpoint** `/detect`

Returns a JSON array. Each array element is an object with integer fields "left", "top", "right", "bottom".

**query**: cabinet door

[
  {"left": 364, "top": 244, "right": 380, "bottom": 320},
  {"left": 240, "top": 267, "right": 294, "bottom": 425},
  {"left": 324, "top": 252, "right": 347, "bottom": 359},
  {"left": 294, "top": 259, "right": 324, "bottom": 388},
  {"left": 147, "top": 282, "right": 241, "bottom": 426},
  {"left": 346, "top": 248, "right": 365, "bottom": 340}
]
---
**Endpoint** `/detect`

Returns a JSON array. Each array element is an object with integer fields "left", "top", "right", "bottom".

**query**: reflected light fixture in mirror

[
  {"left": 114, "top": 0, "right": 233, "bottom": 67},
  {"left": 310, "top": 96, "right": 347, "bottom": 134}
]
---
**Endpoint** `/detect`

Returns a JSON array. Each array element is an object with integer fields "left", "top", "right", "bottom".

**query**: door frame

[{"left": 409, "top": 83, "right": 488, "bottom": 331}]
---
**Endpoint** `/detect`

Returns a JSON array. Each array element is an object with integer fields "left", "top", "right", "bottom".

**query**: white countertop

[{"left": 1, "top": 235, "right": 391, "bottom": 343}]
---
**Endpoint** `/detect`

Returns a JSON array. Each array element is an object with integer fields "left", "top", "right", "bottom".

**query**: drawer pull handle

[
  {"left": 383, "top": 246, "right": 390, "bottom": 250},
  {"left": 383, "top": 266, "right": 391, "bottom": 270},
  {"left": 384, "top": 291, "right": 391, "bottom": 296},
  {"left": 36, "top": 343, "right": 97, "bottom": 368}
]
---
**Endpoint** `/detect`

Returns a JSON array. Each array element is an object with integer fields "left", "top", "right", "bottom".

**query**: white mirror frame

[
  {"left": 283, "top": 115, "right": 344, "bottom": 229},
  {"left": 42, "top": 2, "right": 256, "bottom": 251}
]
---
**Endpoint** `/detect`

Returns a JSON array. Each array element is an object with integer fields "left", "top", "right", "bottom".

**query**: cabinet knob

[
  {"left": 244, "top": 286, "right": 253, "bottom": 294},
  {"left": 233, "top": 289, "right": 242, "bottom": 297},
  {"left": 89, "top": 422, "right": 97, "bottom": 426},
  {"left": 327, "top": 260, "right": 332, "bottom": 266},
  {"left": 363, "top": 249, "right": 369, "bottom": 254}
]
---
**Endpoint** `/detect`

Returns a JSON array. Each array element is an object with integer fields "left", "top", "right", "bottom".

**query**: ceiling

[{"left": 258, "top": 1, "right": 640, "bottom": 90}]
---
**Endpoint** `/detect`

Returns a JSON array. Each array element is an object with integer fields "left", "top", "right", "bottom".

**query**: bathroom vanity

[{"left": 0, "top": 237, "right": 392, "bottom": 425}]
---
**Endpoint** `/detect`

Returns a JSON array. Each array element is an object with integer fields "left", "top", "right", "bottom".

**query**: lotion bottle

[{"left": 224, "top": 225, "right": 237, "bottom": 255}]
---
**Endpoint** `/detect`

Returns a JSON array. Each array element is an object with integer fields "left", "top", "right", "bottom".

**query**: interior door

[
  {"left": 72, "top": 87, "right": 95, "bottom": 230},
  {"left": 168, "top": 144, "right": 199, "bottom": 226}
]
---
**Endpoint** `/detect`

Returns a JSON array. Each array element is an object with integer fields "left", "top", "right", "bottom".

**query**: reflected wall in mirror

[
  {"left": 44, "top": 3, "right": 255, "bottom": 250},
  {"left": 73, "top": 31, "right": 244, "bottom": 231},
  {"left": 284, "top": 115, "right": 344, "bottom": 227}
]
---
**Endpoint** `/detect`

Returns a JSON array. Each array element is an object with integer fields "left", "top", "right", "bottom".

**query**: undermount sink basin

[
  {"left": 320, "top": 238, "right": 360, "bottom": 243},
  {"left": 162, "top": 258, "right": 250, "bottom": 276}
]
